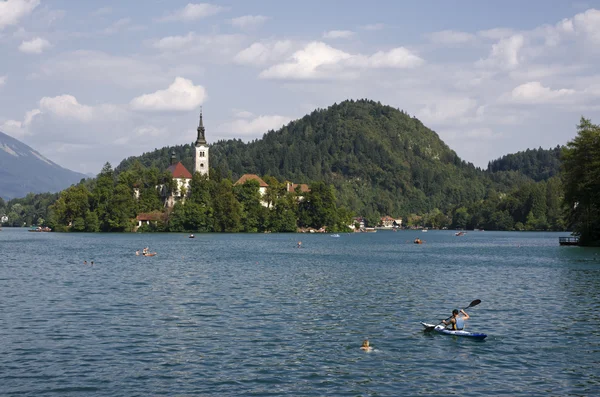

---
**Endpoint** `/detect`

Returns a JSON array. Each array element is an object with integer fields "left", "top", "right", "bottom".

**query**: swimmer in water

[
  {"left": 360, "top": 339, "right": 372, "bottom": 351},
  {"left": 297, "top": 241, "right": 302, "bottom": 248}
]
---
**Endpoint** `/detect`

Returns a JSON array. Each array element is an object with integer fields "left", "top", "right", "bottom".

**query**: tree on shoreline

[{"left": 561, "top": 118, "right": 600, "bottom": 246}]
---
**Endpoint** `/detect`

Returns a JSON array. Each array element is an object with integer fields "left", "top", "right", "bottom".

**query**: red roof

[
  {"left": 234, "top": 174, "right": 268, "bottom": 187},
  {"left": 287, "top": 183, "right": 310, "bottom": 193},
  {"left": 167, "top": 162, "right": 192, "bottom": 179},
  {"left": 136, "top": 212, "right": 164, "bottom": 221}
]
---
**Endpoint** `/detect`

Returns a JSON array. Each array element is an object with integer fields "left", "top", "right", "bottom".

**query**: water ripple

[{"left": 1, "top": 229, "right": 599, "bottom": 396}]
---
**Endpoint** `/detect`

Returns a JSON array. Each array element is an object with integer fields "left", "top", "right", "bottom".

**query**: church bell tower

[{"left": 194, "top": 107, "right": 209, "bottom": 177}]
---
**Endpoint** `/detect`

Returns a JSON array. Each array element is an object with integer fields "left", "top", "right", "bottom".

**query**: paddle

[{"left": 423, "top": 299, "right": 481, "bottom": 332}]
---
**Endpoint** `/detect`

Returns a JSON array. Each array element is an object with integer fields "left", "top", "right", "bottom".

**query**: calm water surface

[{"left": 1, "top": 229, "right": 599, "bottom": 396}]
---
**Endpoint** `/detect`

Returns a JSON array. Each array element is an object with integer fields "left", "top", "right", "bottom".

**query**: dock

[{"left": 559, "top": 236, "right": 579, "bottom": 246}]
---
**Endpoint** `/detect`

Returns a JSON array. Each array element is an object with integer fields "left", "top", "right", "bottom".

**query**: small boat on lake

[
  {"left": 421, "top": 322, "right": 487, "bottom": 339},
  {"left": 143, "top": 252, "right": 157, "bottom": 257},
  {"left": 29, "top": 226, "right": 51, "bottom": 232},
  {"left": 330, "top": 234, "right": 340, "bottom": 238}
]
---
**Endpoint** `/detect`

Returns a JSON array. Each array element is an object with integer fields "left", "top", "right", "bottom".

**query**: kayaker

[{"left": 442, "top": 309, "right": 469, "bottom": 330}]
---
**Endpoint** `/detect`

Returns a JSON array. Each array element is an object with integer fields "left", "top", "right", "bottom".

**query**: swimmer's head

[{"left": 362, "top": 339, "right": 369, "bottom": 347}]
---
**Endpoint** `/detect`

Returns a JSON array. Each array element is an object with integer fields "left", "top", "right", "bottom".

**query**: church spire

[{"left": 195, "top": 106, "right": 206, "bottom": 146}]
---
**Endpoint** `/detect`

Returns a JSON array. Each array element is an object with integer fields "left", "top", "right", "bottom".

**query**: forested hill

[
  {"left": 487, "top": 146, "right": 562, "bottom": 182},
  {"left": 118, "top": 100, "right": 496, "bottom": 218}
]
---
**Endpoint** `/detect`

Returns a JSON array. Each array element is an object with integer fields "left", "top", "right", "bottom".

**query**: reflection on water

[{"left": 0, "top": 229, "right": 599, "bottom": 396}]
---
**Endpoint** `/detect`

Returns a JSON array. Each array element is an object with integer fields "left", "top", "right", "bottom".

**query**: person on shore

[
  {"left": 361, "top": 339, "right": 372, "bottom": 351},
  {"left": 442, "top": 309, "right": 470, "bottom": 330}
]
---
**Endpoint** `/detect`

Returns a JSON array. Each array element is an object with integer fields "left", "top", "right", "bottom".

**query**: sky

[{"left": 1, "top": 0, "right": 599, "bottom": 175}]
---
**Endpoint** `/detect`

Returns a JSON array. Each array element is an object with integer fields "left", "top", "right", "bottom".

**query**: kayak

[{"left": 421, "top": 322, "right": 487, "bottom": 339}]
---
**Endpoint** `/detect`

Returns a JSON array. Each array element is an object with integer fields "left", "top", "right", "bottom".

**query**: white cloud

[
  {"left": 233, "top": 109, "right": 254, "bottom": 118},
  {"left": 260, "top": 42, "right": 352, "bottom": 80},
  {"left": 361, "top": 23, "right": 385, "bottom": 31},
  {"left": 0, "top": 0, "right": 40, "bottom": 30},
  {"left": 18, "top": 36, "right": 50, "bottom": 53},
  {"left": 130, "top": 77, "right": 206, "bottom": 111},
  {"left": 323, "top": 30, "right": 355, "bottom": 39},
  {"left": 220, "top": 114, "right": 292, "bottom": 137},
  {"left": 364, "top": 47, "right": 424, "bottom": 68},
  {"left": 568, "top": 8, "right": 600, "bottom": 43},
  {"left": 0, "top": 108, "right": 40, "bottom": 139},
  {"left": 24, "top": 108, "right": 41, "bottom": 124},
  {"left": 152, "top": 32, "right": 244, "bottom": 56},
  {"left": 39, "top": 95, "right": 94, "bottom": 121},
  {"left": 444, "top": 127, "right": 501, "bottom": 141},
  {"left": 234, "top": 40, "right": 293, "bottom": 66},
  {"left": 417, "top": 97, "right": 478, "bottom": 124},
  {"left": 428, "top": 30, "right": 476, "bottom": 44},
  {"left": 508, "top": 64, "right": 585, "bottom": 81},
  {"left": 477, "top": 34, "right": 524, "bottom": 69},
  {"left": 0, "top": 119, "right": 27, "bottom": 139},
  {"left": 160, "top": 3, "right": 227, "bottom": 22},
  {"left": 509, "top": 81, "right": 576, "bottom": 104},
  {"left": 38, "top": 50, "right": 170, "bottom": 88},
  {"left": 153, "top": 32, "right": 196, "bottom": 50},
  {"left": 103, "top": 18, "right": 143, "bottom": 35},
  {"left": 478, "top": 28, "right": 516, "bottom": 40},
  {"left": 114, "top": 125, "right": 166, "bottom": 145},
  {"left": 259, "top": 42, "right": 424, "bottom": 80},
  {"left": 229, "top": 15, "right": 269, "bottom": 30}
]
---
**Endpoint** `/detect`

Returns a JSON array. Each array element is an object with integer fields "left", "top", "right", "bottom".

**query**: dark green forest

[
  {"left": 1, "top": 100, "right": 598, "bottom": 242},
  {"left": 487, "top": 146, "right": 562, "bottom": 182}
]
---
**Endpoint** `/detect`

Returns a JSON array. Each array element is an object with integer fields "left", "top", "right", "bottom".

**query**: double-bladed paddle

[{"left": 423, "top": 299, "right": 481, "bottom": 332}]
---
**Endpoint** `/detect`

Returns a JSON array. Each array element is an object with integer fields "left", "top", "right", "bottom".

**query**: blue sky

[{"left": 1, "top": 0, "right": 599, "bottom": 174}]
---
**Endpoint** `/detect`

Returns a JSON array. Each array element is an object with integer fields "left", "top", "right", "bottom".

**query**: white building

[{"left": 194, "top": 108, "right": 209, "bottom": 177}]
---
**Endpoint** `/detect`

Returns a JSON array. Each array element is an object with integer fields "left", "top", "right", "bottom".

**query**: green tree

[
  {"left": 562, "top": 117, "right": 600, "bottom": 245},
  {"left": 106, "top": 183, "right": 136, "bottom": 231},
  {"left": 234, "top": 179, "right": 264, "bottom": 232},
  {"left": 452, "top": 207, "right": 470, "bottom": 229},
  {"left": 84, "top": 210, "right": 100, "bottom": 232},
  {"left": 211, "top": 179, "right": 242, "bottom": 232}
]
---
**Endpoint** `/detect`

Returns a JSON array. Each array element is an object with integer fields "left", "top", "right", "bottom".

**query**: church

[
  {"left": 162, "top": 108, "right": 209, "bottom": 207},
  {"left": 161, "top": 107, "right": 309, "bottom": 208}
]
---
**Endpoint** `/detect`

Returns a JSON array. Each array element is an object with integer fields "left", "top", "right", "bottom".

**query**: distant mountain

[{"left": 0, "top": 131, "right": 87, "bottom": 200}]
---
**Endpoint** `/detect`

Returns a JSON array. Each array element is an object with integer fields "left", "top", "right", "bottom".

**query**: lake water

[{"left": 1, "top": 228, "right": 599, "bottom": 396}]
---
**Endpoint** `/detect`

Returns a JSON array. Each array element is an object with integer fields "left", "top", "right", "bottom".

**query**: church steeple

[
  {"left": 195, "top": 106, "right": 206, "bottom": 146},
  {"left": 193, "top": 106, "right": 209, "bottom": 177}
]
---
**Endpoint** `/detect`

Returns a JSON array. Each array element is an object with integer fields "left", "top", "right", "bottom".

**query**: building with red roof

[
  {"left": 161, "top": 152, "right": 193, "bottom": 207},
  {"left": 234, "top": 174, "right": 269, "bottom": 206}
]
